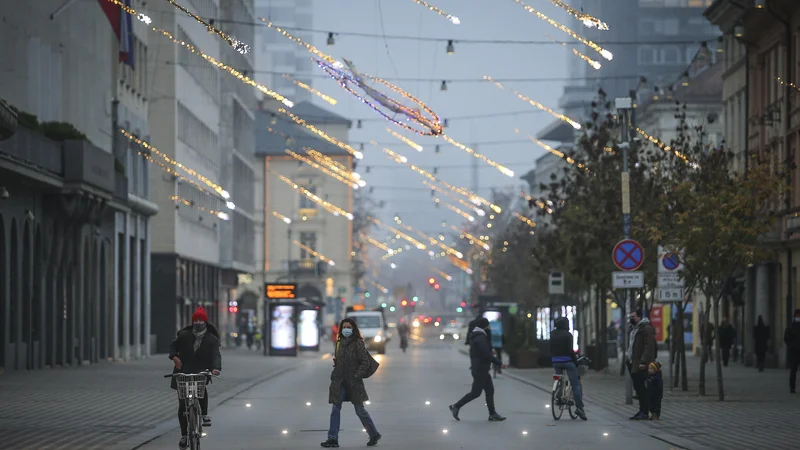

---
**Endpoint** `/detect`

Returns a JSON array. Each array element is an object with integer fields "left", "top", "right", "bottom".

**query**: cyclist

[
  {"left": 169, "top": 306, "right": 222, "bottom": 449},
  {"left": 550, "top": 317, "right": 587, "bottom": 420}
]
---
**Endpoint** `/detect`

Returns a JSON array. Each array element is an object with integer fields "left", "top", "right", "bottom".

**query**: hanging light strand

[
  {"left": 387, "top": 128, "right": 423, "bottom": 152},
  {"left": 365, "top": 278, "right": 390, "bottom": 294},
  {"left": 393, "top": 218, "right": 463, "bottom": 258},
  {"left": 437, "top": 198, "right": 476, "bottom": 223},
  {"left": 486, "top": 77, "right": 581, "bottom": 129},
  {"left": 430, "top": 267, "right": 454, "bottom": 281},
  {"left": 162, "top": 0, "right": 251, "bottom": 54},
  {"left": 544, "top": 33, "right": 601, "bottom": 70},
  {"left": 258, "top": 19, "right": 338, "bottom": 64},
  {"left": 278, "top": 108, "right": 364, "bottom": 159},
  {"left": 409, "top": 0, "right": 461, "bottom": 24},
  {"left": 281, "top": 74, "right": 337, "bottom": 105},
  {"left": 440, "top": 135, "right": 515, "bottom": 177},
  {"left": 171, "top": 195, "right": 229, "bottom": 220},
  {"left": 452, "top": 225, "right": 491, "bottom": 251},
  {"left": 274, "top": 173, "right": 354, "bottom": 220},
  {"left": 285, "top": 149, "right": 363, "bottom": 189},
  {"left": 514, "top": 129, "right": 590, "bottom": 172},
  {"left": 513, "top": 212, "right": 537, "bottom": 228},
  {"left": 293, "top": 240, "right": 336, "bottom": 266},
  {"left": 368, "top": 217, "right": 428, "bottom": 250},
  {"left": 548, "top": 0, "right": 608, "bottom": 30},
  {"left": 272, "top": 211, "right": 292, "bottom": 224},
  {"left": 422, "top": 180, "right": 487, "bottom": 217}
]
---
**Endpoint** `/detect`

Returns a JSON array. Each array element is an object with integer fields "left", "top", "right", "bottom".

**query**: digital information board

[
  {"left": 265, "top": 283, "right": 298, "bottom": 300},
  {"left": 298, "top": 309, "right": 320, "bottom": 350},
  {"left": 268, "top": 303, "right": 297, "bottom": 356}
]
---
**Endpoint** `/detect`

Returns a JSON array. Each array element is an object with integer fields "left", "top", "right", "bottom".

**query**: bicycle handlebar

[{"left": 164, "top": 370, "right": 221, "bottom": 378}]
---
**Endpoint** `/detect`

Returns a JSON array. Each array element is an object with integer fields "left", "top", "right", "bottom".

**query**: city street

[{"left": 135, "top": 329, "right": 689, "bottom": 450}]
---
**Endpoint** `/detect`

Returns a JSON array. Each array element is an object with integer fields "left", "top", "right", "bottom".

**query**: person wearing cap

[
  {"left": 783, "top": 309, "right": 800, "bottom": 393},
  {"left": 550, "top": 317, "right": 587, "bottom": 420},
  {"left": 169, "top": 306, "right": 222, "bottom": 450},
  {"left": 449, "top": 317, "right": 507, "bottom": 422},
  {"left": 646, "top": 362, "right": 663, "bottom": 420}
]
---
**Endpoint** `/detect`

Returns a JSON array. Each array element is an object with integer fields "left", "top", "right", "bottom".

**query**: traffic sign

[
  {"left": 658, "top": 273, "right": 683, "bottom": 288},
  {"left": 658, "top": 287, "right": 684, "bottom": 302},
  {"left": 549, "top": 271, "right": 565, "bottom": 295},
  {"left": 657, "top": 245, "right": 684, "bottom": 272},
  {"left": 612, "top": 271, "right": 644, "bottom": 289},
  {"left": 612, "top": 239, "right": 644, "bottom": 271},
  {"left": 662, "top": 254, "right": 680, "bottom": 270}
]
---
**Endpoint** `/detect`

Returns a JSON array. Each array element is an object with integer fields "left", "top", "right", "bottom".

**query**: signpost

[
  {"left": 612, "top": 271, "right": 644, "bottom": 288},
  {"left": 549, "top": 271, "right": 565, "bottom": 295},
  {"left": 657, "top": 246, "right": 685, "bottom": 302},
  {"left": 613, "top": 239, "right": 644, "bottom": 271}
]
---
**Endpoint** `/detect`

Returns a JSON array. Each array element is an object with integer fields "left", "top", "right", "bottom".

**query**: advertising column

[{"left": 264, "top": 283, "right": 299, "bottom": 357}]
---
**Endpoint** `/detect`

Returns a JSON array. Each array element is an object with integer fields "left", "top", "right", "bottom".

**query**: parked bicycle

[
  {"left": 165, "top": 371, "right": 220, "bottom": 450},
  {"left": 551, "top": 356, "right": 590, "bottom": 420}
]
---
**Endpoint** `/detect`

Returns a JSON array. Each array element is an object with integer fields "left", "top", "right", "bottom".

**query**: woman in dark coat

[
  {"left": 753, "top": 315, "right": 770, "bottom": 372},
  {"left": 321, "top": 318, "right": 381, "bottom": 448}
]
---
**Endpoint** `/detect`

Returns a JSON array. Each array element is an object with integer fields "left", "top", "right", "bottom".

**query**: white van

[{"left": 345, "top": 311, "right": 389, "bottom": 354}]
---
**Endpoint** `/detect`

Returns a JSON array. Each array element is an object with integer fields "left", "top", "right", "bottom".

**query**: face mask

[
  {"left": 342, "top": 328, "right": 353, "bottom": 337},
  {"left": 630, "top": 318, "right": 638, "bottom": 326},
  {"left": 794, "top": 317, "right": 800, "bottom": 323},
  {"left": 193, "top": 323, "right": 206, "bottom": 332}
]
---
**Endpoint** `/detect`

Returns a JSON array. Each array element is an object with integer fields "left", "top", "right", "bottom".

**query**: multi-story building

[
  {"left": 0, "top": 0, "right": 154, "bottom": 371},
  {"left": 251, "top": 100, "right": 354, "bottom": 326},
  {"left": 147, "top": 0, "right": 230, "bottom": 352},
  {"left": 704, "top": 0, "right": 800, "bottom": 368},
  {"left": 254, "top": 0, "right": 313, "bottom": 103}
]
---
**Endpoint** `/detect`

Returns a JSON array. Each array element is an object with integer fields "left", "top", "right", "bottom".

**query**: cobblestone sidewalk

[
  {"left": 505, "top": 355, "right": 799, "bottom": 450},
  {"left": 0, "top": 347, "right": 311, "bottom": 449}
]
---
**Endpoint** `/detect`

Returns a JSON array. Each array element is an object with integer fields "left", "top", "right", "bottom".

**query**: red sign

[{"left": 650, "top": 305, "right": 663, "bottom": 342}]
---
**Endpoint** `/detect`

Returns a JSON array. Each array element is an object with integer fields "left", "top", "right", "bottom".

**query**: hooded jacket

[
  {"left": 784, "top": 320, "right": 800, "bottom": 355},
  {"left": 168, "top": 323, "right": 222, "bottom": 389},
  {"left": 550, "top": 321, "right": 577, "bottom": 364},
  {"left": 468, "top": 328, "right": 502, "bottom": 372}
]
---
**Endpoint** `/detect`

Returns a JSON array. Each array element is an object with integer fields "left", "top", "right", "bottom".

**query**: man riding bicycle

[
  {"left": 170, "top": 307, "right": 222, "bottom": 449},
  {"left": 550, "top": 317, "right": 587, "bottom": 420}
]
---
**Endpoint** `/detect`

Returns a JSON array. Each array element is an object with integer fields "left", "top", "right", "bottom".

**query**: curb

[
  {"left": 457, "top": 348, "right": 714, "bottom": 450},
  {"left": 107, "top": 364, "right": 296, "bottom": 450}
]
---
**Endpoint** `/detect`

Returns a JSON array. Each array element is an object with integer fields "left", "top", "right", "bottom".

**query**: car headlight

[
  {"left": 374, "top": 335, "right": 382, "bottom": 342},
  {"left": 439, "top": 334, "right": 445, "bottom": 340}
]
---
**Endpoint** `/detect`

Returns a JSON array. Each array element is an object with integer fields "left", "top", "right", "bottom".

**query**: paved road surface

[{"left": 137, "top": 334, "right": 692, "bottom": 450}]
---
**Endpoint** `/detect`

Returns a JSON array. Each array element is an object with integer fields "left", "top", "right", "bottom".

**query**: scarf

[
  {"left": 193, "top": 327, "right": 207, "bottom": 352},
  {"left": 472, "top": 327, "right": 487, "bottom": 335},
  {"left": 627, "top": 317, "right": 650, "bottom": 360}
]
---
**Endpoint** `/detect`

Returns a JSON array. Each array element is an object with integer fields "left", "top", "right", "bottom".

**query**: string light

[
  {"left": 512, "top": 0, "right": 613, "bottom": 60},
  {"left": 548, "top": 0, "right": 608, "bottom": 31},
  {"left": 422, "top": 180, "right": 487, "bottom": 217},
  {"left": 278, "top": 108, "right": 364, "bottom": 159},
  {"left": 544, "top": 33, "right": 601, "bottom": 70},
  {"left": 634, "top": 127, "right": 689, "bottom": 163},
  {"left": 513, "top": 212, "right": 537, "bottom": 228},
  {"left": 171, "top": 195, "right": 229, "bottom": 220},
  {"left": 514, "top": 129, "right": 590, "bottom": 172},
  {"left": 365, "top": 278, "right": 390, "bottom": 294},
  {"left": 162, "top": 0, "right": 250, "bottom": 54},
  {"left": 293, "top": 240, "right": 336, "bottom": 266},
  {"left": 520, "top": 192, "right": 554, "bottom": 215},
  {"left": 486, "top": 77, "right": 581, "bottom": 129},
  {"left": 272, "top": 211, "right": 292, "bottom": 224},
  {"left": 274, "top": 173, "right": 354, "bottom": 220},
  {"left": 151, "top": 28, "right": 293, "bottom": 106},
  {"left": 387, "top": 128, "right": 423, "bottom": 152},
  {"left": 361, "top": 234, "right": 402, "bottom": 255},
  {"left": 104, "top": 0, "right": 151, "bottom": 24},
  {"left": 430, "top": 267, "right": 453, "bottom": 281},
  {"left": 281, "top": 74, "right": 337, "bottom": 105},
  {"left": 285, "top": 149, "right": 362, "bottom": 189},
  {"left": 440, "top": 135, "right": 515, "bottom": 177},
  {"left": 777, "top": 77, "right": 800, "bottom": 93},
  {"left": 258, "top": 19, "right": 337, "bottom": 64},
  {"left": 392, "top": 218, "right": 464, "bottom": 258},
  {"left": 452, "top": 225, "right": 491, "bottom": 251},
  {"left": 368, "top": 217, "right": 428, "bottom": 250},
  {"left": 304, "top": 148, "right": 365, "bottom": 185},
  {"left": 438, "top": 198, "right": 476, "bottom": 223},
  {"left": 409, "top": 0, "right": 460, "bottom": 25}
]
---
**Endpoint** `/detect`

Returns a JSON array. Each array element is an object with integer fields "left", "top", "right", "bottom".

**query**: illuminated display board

[{"left": 265, "top": 283, "right": 297, "bottom": 300}]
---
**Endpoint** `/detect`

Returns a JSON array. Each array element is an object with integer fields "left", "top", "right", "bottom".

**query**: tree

[{"left": 351, "top": 190, "right": 381, "bottom": 289}]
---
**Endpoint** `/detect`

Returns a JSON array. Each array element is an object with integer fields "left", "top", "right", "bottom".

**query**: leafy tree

[{"left": 351, "top": 190, "right": 381, "bottom": 289}]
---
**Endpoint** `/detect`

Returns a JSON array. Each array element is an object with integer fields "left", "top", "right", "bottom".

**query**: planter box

[{"left": 509, "top": 348, "right": 540, "bottom": 369}]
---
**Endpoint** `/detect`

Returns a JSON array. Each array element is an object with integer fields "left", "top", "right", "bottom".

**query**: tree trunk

[
  {"left": 594, "top": 285, "right": 603, "bottom": 371},
  {"left": 675, "top": 301, "right": 689, "bottom": 390},
  {"left": 713, "top": 295, "right": 725, "bottom": 401},
  {"left": 698, "top": 298, "right": 711, "bottom": 396}
]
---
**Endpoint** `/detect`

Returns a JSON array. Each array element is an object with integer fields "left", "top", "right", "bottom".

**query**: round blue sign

[
  {"left": 612, "top": 239, "right": 644, "bottom": 271},
  {"left": 663, "top": 253, "right": 680, "bottom": 271}
]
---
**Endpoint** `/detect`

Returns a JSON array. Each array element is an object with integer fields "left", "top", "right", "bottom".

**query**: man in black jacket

[
  {"left": 449, "top": 317, "right": 507, "bottom": 421},
  {"left": 784, "top": 309, "right": 800, "bottom": 393},
  {"left": 550, "top": 317, "right": 587, "bottom": 420},
  {"left": 169, "top": 307, "right": 222, "bottom": 449}
]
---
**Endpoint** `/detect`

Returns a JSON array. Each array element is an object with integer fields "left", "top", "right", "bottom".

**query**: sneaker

[
  {"left": 488, "top": 413, "right": 506, "bottom": 421},
  {"left": 320, "top": 438, "right": 339, "bottom": 448},
  {"left": 367, "top": 433, "right": 382, "bottom": 446},
  {"left": 629, "top": 412, "right": 648, "bottom": 420},
  {"left": 449, "top": 404, "right": 460, "bottom": 421},
  {"left": 575, "top": 408, "right": 587, "bottom": 421},
  {"left": 179, "top": 436, "right": 188, "bottom": 449},
  {"left": 649, "top": 413, "right": 660, "bottom": 420},
  {"left": 202, "top": 415, "right": 212, "bottom": 427}
]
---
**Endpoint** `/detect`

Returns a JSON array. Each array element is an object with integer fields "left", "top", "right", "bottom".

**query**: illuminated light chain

[
  {"left": 139, "top": 151, "right": 221, "bottom": 203},
  {"left": 278, "top": 108, "right": 363, "bottom": 159},
  {"left": 120, "top": 129, "right": 230, "bottom": 198},
  {"left": 422, "top": 180, "right": 486, "bottom": 217},
  {"left": 258, "top": 19, "right": 337, "bottom": 64},
  {"left": 512, "top": 0, "right": 613, "bottom": 60},
  {"left": 368, "top": 217, "right": 427, "bottom": 250},
  {"left": 316, "top": 59, "right": 443, "bottom": 136},
  {"left": 392, "top": 218, "right": 464, "bottom": 259},
  {"left": 544, "top": 33, "right": 601, "bottom": 70},
  {"left": 293, "top": 240, "right": 336, "bottom": 266},
  {"left": 365, "top": 278, "right": 390, "bottom": 294},
  {"left": 151, "top": 28, "right": 292, "bottom": 107},
  {"left": 171, "top": 195, "right": 230, "bottom": 220},
  {"left": 514, "top": 129, "right": 590, "bottom": 172},
  {"left": 304, "top": 148, "right": 364, "bottom": 185},
  {"left": 634, "top": 127, "right": 690, "bottom": 163},
  {"left": 382, "top": 147, "right": 502, "bottom": 213},
  {"left": 104, "top": 0, "right": 152, "bottom": 24},
  {"left": 548, "top": 0, "right": 608, "bottom": 30},
  {"left": 162, "top": 0, "right": 250, "bottom": 54},
  {"left": 285, "top": 149, "right": 362, "bottom": 189},
  {"left": 361, "top": 234, "right": 402, "bottom": 255},
  {"left": 451, "top": 225, "right": 490, "bottom": 251},
  {"left": 274, "top": 173, "right": 354, "bottom": 220},
  {"left": 440, "top": 135, "right": 515, "bottom": 177},
  {"left": 431, "top": 267, "right": 453, "bottom": 282},
  {"left": 387, "top": 128, "right": 423, "bottom": 152},
  {"left": 409, "top": 0, "right": 461, "bottom": 24},
  {"left": 487, "top": 77, "right": 581, "bottom": 130},
  {"left": 436, "top": 197, "right": 475, "bottom": 222},
  {"left": 513, "top": 212, "right": 537, "bottom": 228},
  {"left": 519, "top": 192, "right": 554, "bottom": 215},
  {"left": 777, "top": 77, "right": 800, "bottom": 93},
  {"left": 272, "top": 211, "right": 292, "bottom": 224},
  {"left": 281, "top": 74, "right": 337, "bottom": 105}
]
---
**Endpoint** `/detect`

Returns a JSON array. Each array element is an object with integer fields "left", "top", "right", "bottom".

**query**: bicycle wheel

[
  {"left": 551, "top": 381, "right": 563, "bottom": 420},
  {"left": 189, "top": 407, "right": 201, "bottom": 450}
]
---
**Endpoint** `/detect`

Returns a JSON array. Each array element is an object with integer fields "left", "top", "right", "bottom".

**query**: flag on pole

[{"left": 98, "top": 0, "right": 135, "bottom": 69}]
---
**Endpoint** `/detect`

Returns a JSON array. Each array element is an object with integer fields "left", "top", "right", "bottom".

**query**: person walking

[
  {"left": 783, "top": 309, "right": 800, "bottom": 393},
  {"left": 718, "top": 318, "right": 736, "bottom": 367},
  {"left": 169, "top": 307, "right": 222, "bottom": 450},
  {"left": 753, "top": 316, "right": 769, "bottom": 372},
  {"left": 627, "top": 308, "right": 655, "bottom": 420},
  {"left": 449, "top": 317, "right": 507, "bottom": 422},
  {"left": 321, "top": 318, "right": 381, "bottom": 448},
  {"left": 550, "top": 317, "right": 587, "bottom": 420}
]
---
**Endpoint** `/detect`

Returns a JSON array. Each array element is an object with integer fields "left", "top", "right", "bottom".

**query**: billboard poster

[
  {"left": 268, "top": 303, "right": 297, "bottom": 356},
  {"left": 299, "top": 309, "right": 320, "bottom": 350},
  {"left": 650, "top": 305, "right": 664, "bottom": 342}
]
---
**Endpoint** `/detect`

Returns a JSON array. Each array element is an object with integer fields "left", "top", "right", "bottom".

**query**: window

[
  {"left": 638, "top": 46, "right": 656, "bottom": 65},
  {"left": 299, "top": 186, "right": 317, "bottom": 210},
  {"left": 177, "top": 27, "right": 220, "bottom": 100},
  {"left": 661, "top": 18, "right": 679, "bottom": 35},
  {"left": 663, "top": 47, "right": 681, "bottom": 64},
  {"left": 187, "top": 0, "right": 219, "bottom": 19},
  {"left": 269, "top": 7, "right": 294, "bottom": 22},
  {"left": 177, "top": 102, "right": 219, "bottom": 162},
  {"left": 299, "top": 232, "right": 317, "bottom": 260},
  {"left": 275, "top": 51, "right": 296, "bottom": 67}
]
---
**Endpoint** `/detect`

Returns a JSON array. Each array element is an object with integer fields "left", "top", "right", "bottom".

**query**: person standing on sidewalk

[
  {"left": 718, "top": 318, "right": 736, "bottom": 367},
  {"left": 321, "top": 318, "right": 381, "bottom": 448},
  {"left": 783, "top": 309, "right": 800, "bottom": 393},
  {"left": 449, "top": 317, "right": 507, "bottom": 422},
  {"left": 647, "top": 362, "right": 663, "bottom": 420},
  {"left": 169, "top": 307, "right": 222, "bottom": 450},
  {"left": 627, "top": 308, "right": 655, "bottom": 420},
  {"left": 753, "top": 316, "right": 769, "bottom": 372},
  {"left": 550, "top": 317, "right": 587, "bottom": 420}
]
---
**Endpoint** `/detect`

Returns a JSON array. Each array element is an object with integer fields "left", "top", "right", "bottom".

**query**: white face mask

[{"left": 342, "top": 328, "right": 353, "bottom": 337}]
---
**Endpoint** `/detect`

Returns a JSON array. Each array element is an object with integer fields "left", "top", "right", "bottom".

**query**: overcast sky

[{"left": 306, "top": 0, "right": 571, "bottom": 293}]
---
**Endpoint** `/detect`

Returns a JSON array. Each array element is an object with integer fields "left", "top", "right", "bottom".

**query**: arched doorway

[{"left": 297, "top": 283, "right": 323, "bottom": 303}]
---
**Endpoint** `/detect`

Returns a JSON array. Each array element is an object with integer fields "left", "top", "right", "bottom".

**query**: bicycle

[
  {"left": 165, "top": 370, "right": 220, "bottom": 450},
  {"left": 551, "top": 356, "right": 590, "bottom": 420}
]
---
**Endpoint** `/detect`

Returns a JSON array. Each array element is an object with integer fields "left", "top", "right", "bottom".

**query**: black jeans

[
  {"left": 790, "top": 352, "right": 799, "bottom": 392},
  {"left": 722, "top": 346, "right": 731, "bottom": 366},
  {"left": 630, "top": 371, "right": 649, "bottom": 414},
  {"left": 178, "top": 387, "right": 208, "bottom": 435},
  {"left": 454, "top": 369, "right": 496, "bottom": 415}
]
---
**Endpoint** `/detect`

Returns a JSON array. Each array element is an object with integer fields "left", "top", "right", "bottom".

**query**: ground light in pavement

[
  {"left": 282, "top": 429, "right": 288, "bottom": 434},
  {"left": 442, "top": 429, "right": 448, "bottom": 434},
  {"left": 306, "top": 401, "right": 312, "bottom": 406},
  {"left": 522, "top": 431, "right": 528, "bottom": 435},
  {"left": 246, "top": 403, "right": 251, "bottom": 407},
  {"left": 425, "top": 400, "right": 431, "bottom": 405}
]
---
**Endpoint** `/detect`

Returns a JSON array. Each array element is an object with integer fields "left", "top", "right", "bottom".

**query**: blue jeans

[
  {"left": 328, "top": 384, "right": 379, "bottom": 440},
  {"left": 553, "top": 362, "right": 584, "bottom": 409}
]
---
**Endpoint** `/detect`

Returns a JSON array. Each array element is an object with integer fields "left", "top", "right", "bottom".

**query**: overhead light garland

[
  {"left": 430, "top": 267, "right": 454, "bottom": 281},
  {"left": 278, "top": 108, "right": 364, "bottom": 159},
  {"left": 452, "top": 225, "right": 491, "bottom": 251},
  {"left": 272, "top": 211, "right": 292, "bottom": 224},
  {"left": 778, "top": 77, "right": 800, "bottom": 93},
  {"left": 386, "top": 128, "right": 423, "bottom": 152},
  {"left": 409, "top": 0, "right": 460, "bottom": 24},
  {"left": 172, "top": 195, "right": 230, "bottom": 220},
  {"left": 544, "top": 33, "right": 601, "bottom": 70},
  {"left": 368, "top": 217, "right": 427, "bottom": 250},
  {"left": 162, "top": 0, "right": 250, "bottom": 54},
  {"left": 364, "top": 278, "right": 390, "bottom": 294},
  {"left": 513, "top": 212, "right": 536, "bottom": 228},
  {"left": 548, "top": 0, "right": 608, "bottom": 30},
  {"left": 392, "top": 217, "right": 464, "bottom": 258},
  {"left": 422, "top": 180, "right": 487, "bottom": 217},
  {"left": 274, "top": 173, "right": 354, "bottom": 220},
  {"left": 437, "top": 198, "right": 475, "bottom": 222},
  {"left": 440, "top": 135, "right": 515, "bottom": 177},
  {"left": 259, "top": 19, "right": 337, "bottom": 65},
  {"left": 281, "top": 74, "right": 338, "bottom": 105},
  {"left": 304, "top": 148, "right": 365, "bottom": 185},
  {"left": 486, "top": 77, "right": 581, "bottom": 129},
  {"left": 285, "top": 149, "right": 363, "bottom": 189},
  {"left": 361, "top": 234, "right": 402, "bottom": 255},
  {"left": 293, "top": 240, "right": 336, "bottom": 266},
  {"left": 514, "top": 129, "right": 590, "bottom": 172}
]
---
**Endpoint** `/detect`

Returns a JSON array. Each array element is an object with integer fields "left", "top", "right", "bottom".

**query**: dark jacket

[
  {"left": 753, "top": 324, "right": 769, "bottom": 354},
  {"left": 647, "top": 370, "right": 663, "bottom": 413},
  {"left": 784, "top": 322, "right": 800, "bottom": 355},
  {"left": 329, "top": 336, "right": 371, "bottom": 404},
  {"left": 468, "top": 329, "right": 501, "bottom": 372},
  {"left": 550, "top": 326, "right": 577, "bottom": 364},
  {"left": 168, "top": 323, "right": 222, "bottom": 389},
  {"left": 630, "top": 320, "right": 656, "bottom": 373},
  {"left": 718, "top": 323, "right": 736, "bottom": 348}
]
